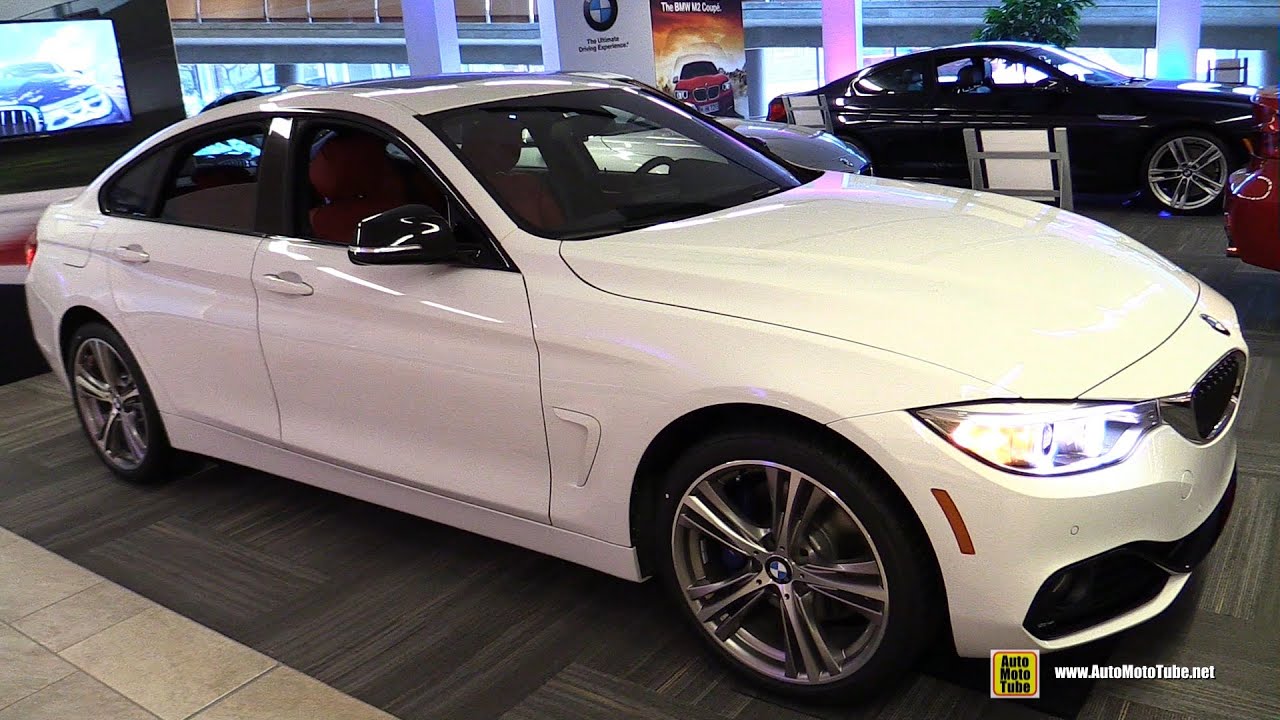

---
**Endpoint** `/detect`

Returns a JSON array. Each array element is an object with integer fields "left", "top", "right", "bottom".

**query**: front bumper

[
  {"left": 1022, "top": 468, "right": 1234, "bottom": 641},
  {"left": 830, "top": 408, "right": 1238, "bottom": 656},
  {"left": 826, "top": 298, "right": 1246, "bottom": 656}
]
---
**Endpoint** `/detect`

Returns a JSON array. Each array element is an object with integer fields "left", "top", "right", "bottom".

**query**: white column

[
  {"left": 822, "top": 0, "right": 863, "bottom": 84},
  {"left": 1154, "top": 0, "right": 1202, "bottom": 80},
  {"left": 402, "top": 0, "right": 462, "bottom": 75},
  {"left": 537, "top": 0, "right": 564, "bottom": 72}
]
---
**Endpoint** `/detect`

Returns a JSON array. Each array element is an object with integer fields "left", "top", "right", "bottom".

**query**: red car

[
  {"left": 1225, "top": 87, "right": 1279, "bottom": 271},
  {"left": 673, "top": 60, "right": 734, "bottom": 116}
]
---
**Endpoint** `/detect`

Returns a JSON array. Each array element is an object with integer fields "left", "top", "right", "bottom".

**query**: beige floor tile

[
  {"left": 0, "top": 672, "right": 157, "bottom": 720},
  {"left": 193, "top": 667, "right": 396, "bottom": 720},
  {"left": 60, "top": 606, "right": 276, "bottom": 720},
  {"left": 0, "top": 624, "right": 76, "bottom": 710},
  {"left": 13, "top": 581, "right": 153, "bottom": 652},
  {"left": 0, "top": 529, "right": 22, "bottom": 549},
  {"left": 0, "top": 539, "right": 100, "bottom": 623}
]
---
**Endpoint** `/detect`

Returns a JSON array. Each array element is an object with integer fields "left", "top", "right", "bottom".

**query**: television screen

[{"left": 0, "top": 19, "right": 133, "bottom": 139}]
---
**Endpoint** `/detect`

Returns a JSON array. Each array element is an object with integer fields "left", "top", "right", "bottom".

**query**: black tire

[
  {"left": 1142, "top": 130, "right": 1233, "bottom": 215},
  {"left": 652, "top": 429, "right": 939, "bottom": 701},
  {"left": 65, "top": 322, "right": 173, "bottom": 483}
]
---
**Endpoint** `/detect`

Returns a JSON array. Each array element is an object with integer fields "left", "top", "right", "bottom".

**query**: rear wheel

[
  {"left": 67, "top": 322, "right": 172, "bottom": 482},
  {"left": 1144, "top": 132, "right": 1231, "bottom": 213},
  {"left": 653, "top": 431, "right": 938, "bottom": 700}
]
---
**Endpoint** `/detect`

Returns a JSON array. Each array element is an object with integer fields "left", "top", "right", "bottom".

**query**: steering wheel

[{"left": 636, "top": 156, "right": 674, "bottom": 175}]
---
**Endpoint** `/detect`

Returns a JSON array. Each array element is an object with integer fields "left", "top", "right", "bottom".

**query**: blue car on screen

[{"left": 0, "top": 61, "right": 123, "bottom": 138}]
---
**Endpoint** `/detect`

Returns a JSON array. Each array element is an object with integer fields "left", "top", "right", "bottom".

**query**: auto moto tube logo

[
  {"left": 583, "top": 0, "right": 618, "bottom": 31},
  {"left": 991, "top": 649, "right": 1039, "bottom": 698}
]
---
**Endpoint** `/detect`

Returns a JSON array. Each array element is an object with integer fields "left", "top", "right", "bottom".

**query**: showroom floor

[{"left": 1, "top": 206, "right": 1278, "bottom": 720}]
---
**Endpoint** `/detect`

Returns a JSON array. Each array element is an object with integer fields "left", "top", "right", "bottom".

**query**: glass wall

[
  {"left": 177, "top": 61, "right": 548, "bottom": 116},
  {"left": 166, "top": 0, "right": 539, "bottom": 23},
  {"left": 179, "top": 62, "right": 411, "bottom": 115}
]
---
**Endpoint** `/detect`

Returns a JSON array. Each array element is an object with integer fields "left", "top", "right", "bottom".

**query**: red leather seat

[
  {"left": 461, "top": 116, "right": 564, "bottom": 230},
  {"left": 309, "top": 133, "right": 408, "bottom": 244}
]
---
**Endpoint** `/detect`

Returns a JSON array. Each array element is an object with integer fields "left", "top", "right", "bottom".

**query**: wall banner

[
  {"left": 543, "top": 0, "right": 659, "bottom": 84},
  {"left": 649, "top": 0, "right": 746, "bottom": 118}
]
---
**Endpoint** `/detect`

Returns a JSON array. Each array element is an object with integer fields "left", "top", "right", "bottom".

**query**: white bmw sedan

[{"left": 26, "top": 73, "right": 1245, "bottom": 699}]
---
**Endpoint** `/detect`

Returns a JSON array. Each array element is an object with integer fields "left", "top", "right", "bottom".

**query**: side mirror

[
  {"left": 348, "top": 204, "right": 457, "bottom": 266},
  {"left": 743, "top": 136, "right": 770, "bottom": 154}
]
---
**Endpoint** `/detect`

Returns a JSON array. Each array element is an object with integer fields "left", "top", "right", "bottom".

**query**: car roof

[{"left": 264, "top": 72, "right": 634, "bottom": 116}]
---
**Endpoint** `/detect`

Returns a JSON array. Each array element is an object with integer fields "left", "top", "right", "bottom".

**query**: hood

[
  {"left": 676, "top": 75, "right": 727, "bottom": 89},
  {"left": 1126, "top": 78, "right": 1258, "bottom": 102},
  {"left": 0, "top": 75, "right": 91, "bottom": 107},
  {"left": 559, "top": 175, "right": 1201, "bottom": 398}
]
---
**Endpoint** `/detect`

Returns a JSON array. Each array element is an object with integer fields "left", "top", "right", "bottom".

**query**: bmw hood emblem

[{"left": 1200, "top": 314, "right": 1230, "bottom": 336}]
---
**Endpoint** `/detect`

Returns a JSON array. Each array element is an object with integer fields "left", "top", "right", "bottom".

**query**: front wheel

[
  {"left": 653, "top": 431, "right": 938, "bottom": 700},
  {"left": 1143, "top": 132, "right": 1232, "bottom": 214}
]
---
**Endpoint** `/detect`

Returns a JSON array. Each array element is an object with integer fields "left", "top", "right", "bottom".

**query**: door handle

[
  {"left": 258, "top": 272, "right": 314, "bottom": 297},
  {"left": 113, "top": 244, "right": 150, "bottom": 263}
]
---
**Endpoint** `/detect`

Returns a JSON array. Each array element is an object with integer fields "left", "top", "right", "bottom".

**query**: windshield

[
  {"left": 1030, "top": 48, "right": 1130, "bottom": 86},
  {"left": 422, "top": 87, "right": 808, "bottom": 240},
  {"left": 0, "top": 62, "right": 60, "bottom": 79},
  {"left": 679, "top": 61, "right": 719, "bottom": 80}
]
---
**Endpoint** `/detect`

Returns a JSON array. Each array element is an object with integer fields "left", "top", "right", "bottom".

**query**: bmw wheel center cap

[{"left": 766, "top": 557, "right": 793, "bottom": 584}]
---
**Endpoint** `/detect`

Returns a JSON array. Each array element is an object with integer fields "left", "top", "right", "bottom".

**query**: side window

[
  {"left": 158, "top": 126, "right": 265, "bottom": 233},
  {"left": 101, "top": 151, "right": 171, "bottom": 218},
  {"left": 300, "top": 124, "right": 450, "bottom": 245},
  {"left": 988, "top": 57, "right": 1051, "bottom": 87},
  {"left": 852, "top": 62, "right": 927, "bottom": 96},
  {"left": 936, "top": 58, "right": 973, "bottom": 91}
]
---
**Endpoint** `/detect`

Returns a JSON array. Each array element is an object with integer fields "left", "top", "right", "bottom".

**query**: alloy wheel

[
  {"left": 1147, "top": 136, "right": 1229, "bottom": 211},
  {"left": 670, "top": 461, "right": 889, "bottom": 685},
  {"left": 73, "top": 338, "right": 149, "bottom": 471}
]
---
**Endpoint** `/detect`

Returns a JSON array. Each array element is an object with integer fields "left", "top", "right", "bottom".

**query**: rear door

[
  {"left": 828, "top": 58, "right": 939, "bottom": 179},
  {"left": 101, "top": 121, "right": 279, "bottom": 439}
]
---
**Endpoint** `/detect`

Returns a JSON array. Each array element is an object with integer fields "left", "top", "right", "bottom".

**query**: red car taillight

[
  {"left": 24, "top": 231, "right": 37, "bottom": 267},
  {"left": 767, "top": 97, "right": 787, "bottom": 123},
  {"left": 1253, "top": 91, "right": 1279, "bottom": 159}
]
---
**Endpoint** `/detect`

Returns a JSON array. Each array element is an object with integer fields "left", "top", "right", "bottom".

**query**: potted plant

[{"left": 974, "top": 0, "right": 1098, "bottom": 48}]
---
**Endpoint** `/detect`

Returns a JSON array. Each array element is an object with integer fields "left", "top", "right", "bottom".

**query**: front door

[
  {"left": 931, "top": 53, "right": 1076, "bottom": 184},
  {"left": 252, "top": 117, "right": 552, "bottom": 521}
]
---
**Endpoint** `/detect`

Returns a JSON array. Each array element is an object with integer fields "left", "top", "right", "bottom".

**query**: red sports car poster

[{"left": 649, "top": 0, "right": 746, "bottom": 118}]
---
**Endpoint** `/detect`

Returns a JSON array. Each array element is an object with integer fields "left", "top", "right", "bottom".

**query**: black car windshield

[
  {"left": 1030, "top": 48, "right": 1131, "bottom": 86},
  {"left": 422, "top": 87, "right": 809, "bottom": 240},
  {"left": 680, "top": 61, "right": 719, "bottom": 80}
]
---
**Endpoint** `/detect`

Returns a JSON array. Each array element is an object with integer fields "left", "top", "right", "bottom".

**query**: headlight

[
  {"left": 912, "top": 401, "right": 1161, "bottom": 476},
  {"left": 675, "top": 89, "right": 689, "bottom": 100},
  {"left": 721, "top": 81, "right": 732, "bottom": 91}
]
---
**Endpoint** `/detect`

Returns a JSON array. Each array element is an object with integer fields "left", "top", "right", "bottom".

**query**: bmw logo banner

[{"left": 583, "top": 0, "right": 618, "bottom": 31}]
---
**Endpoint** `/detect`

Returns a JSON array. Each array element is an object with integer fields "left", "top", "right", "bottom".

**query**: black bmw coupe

[{"left": 769, "top": 42, "right": 1259, "bottom": 213}]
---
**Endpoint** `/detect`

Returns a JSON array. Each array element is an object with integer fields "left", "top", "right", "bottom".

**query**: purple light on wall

[{"left": 822, "top": 0, "right": 863, "bottom": 83}]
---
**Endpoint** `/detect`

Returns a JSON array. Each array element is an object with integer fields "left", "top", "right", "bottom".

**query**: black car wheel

[
  {"left": 1143, "top": 131, "right": 1232, "bottom": 214},
  {"left": 66, "top": 322, "right": 173, "bottom": 483},
  {"left": 654, "top": 430, "right": 938, "bottom": 701}
]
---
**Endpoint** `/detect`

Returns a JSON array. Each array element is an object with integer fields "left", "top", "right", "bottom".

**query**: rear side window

[
  {"left": 853, "top": 62, "right": 927, "bottom": 96},
  {"left": 158, "top": 125, "right": 265, "bottom": 234},
  {"left": 101, "top": 152, "right": 172, "bottom": 218}
]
